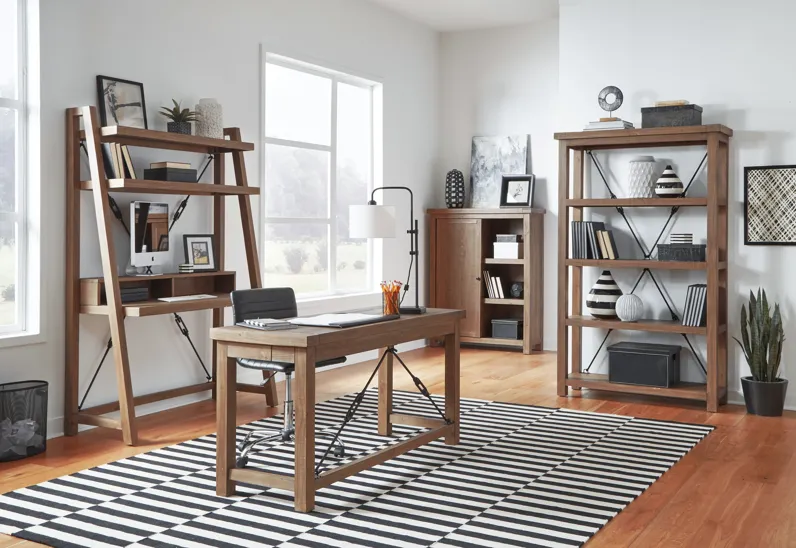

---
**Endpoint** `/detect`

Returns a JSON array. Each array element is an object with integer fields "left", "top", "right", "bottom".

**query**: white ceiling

[{"left": 366, "top": 0, "right": 559, "bottom": 31}]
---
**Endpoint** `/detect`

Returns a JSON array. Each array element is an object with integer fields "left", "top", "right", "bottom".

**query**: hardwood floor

[{"left": 1, "top": 347, "right": 795, "bottom": 547}]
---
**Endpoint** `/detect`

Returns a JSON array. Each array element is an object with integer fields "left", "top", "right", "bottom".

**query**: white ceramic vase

[
  {"left": 628, "top": 156, "right": 657, "bottom": 198},
  {"left": 616, "top": 294, "right": 644, "bottom": 322},
  {"left": 195, "top": 98, "right": 223, "bottom": 139}
]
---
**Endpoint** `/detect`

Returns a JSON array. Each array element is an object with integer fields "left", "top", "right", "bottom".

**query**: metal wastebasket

[{"left": 0, "top": 380, "right": 48, "bottom": 462}]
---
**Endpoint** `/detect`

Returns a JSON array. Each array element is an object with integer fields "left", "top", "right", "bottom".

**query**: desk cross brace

[{"left": 314, "top": 345, "right": 451, "bottom": 477}]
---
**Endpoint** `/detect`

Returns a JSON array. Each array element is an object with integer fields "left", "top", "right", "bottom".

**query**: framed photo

[
  {"left": 500, "top": 174, "right": 535, "bottom": 208},
  {"left": 183, "top": 234, "right": 217, "bottom": 271},
  {"left": 96, "top": 75, "right": 148, "bottom": 128},
  {"left": 745, "top": 165, "right": 796, "bottom": 245}
]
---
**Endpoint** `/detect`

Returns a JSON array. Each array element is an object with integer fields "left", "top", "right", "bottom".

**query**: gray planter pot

[
  {"left": 167, "top": 122, "right": 191, "bottom": 135},
  {"left": 741, "top": 376, "right": 788, "bottom": 416}
]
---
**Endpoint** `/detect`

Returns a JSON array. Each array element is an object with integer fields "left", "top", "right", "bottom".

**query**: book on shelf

[
  {"left": 113, "top": 143, "right": 124, "bottom": 179},
  {"left": 584, "top": 119, "right": 635, "bottom": 131},
  {"left": 571, "top": 222, "right": 619, "bottom": 260},
  {"left": 483, "top": 270, "right": 494, "bottom": 298},
  {"left": 605, "top": 230, "right": 620, "bottom": 259},
  {"left": 121, "top": 145, "right": 137, "bottom": 179},
  {"left": 100, "top": 143, "right": 116, "bottom": 178},
  {"left": 597, "top": 230, "right": 609, "bottom": 259},
  {"left": 682, "top": 284, "right": 707, "bottom": 327},
  {"left": 150, "top": 161, "right": 192, "bottom": 170},
  {"left": 494, "top": 277, "right": 505, "bottom": 299}
]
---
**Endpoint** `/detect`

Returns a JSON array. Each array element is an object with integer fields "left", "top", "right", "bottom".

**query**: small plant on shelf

[
  {"left": 734, "top": 288, "right": 788, "bottom": 416},
  {"left": 160, "top": 100, "right": 199, "bottom": 135}
]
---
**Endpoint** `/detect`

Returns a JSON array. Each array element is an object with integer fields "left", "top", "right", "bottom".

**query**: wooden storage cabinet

[{"left": 428, "top": 208, "right": 545, "bottom": 354}]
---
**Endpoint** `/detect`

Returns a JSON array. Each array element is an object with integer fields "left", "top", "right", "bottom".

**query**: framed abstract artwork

[
  {"left": 469, "top": 135, "right": 530, "bottom": 208},
  {"left": 745, "top": 165, "right": 796, "bottom": 245},
  {"left": 499, "top": 174, "right": 535, "bottom": 208},
  {"left": 96, "top": 75, "right": 148, "bottom": 128}
]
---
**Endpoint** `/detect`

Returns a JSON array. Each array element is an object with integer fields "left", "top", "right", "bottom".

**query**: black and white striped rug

[{"left": 0, "top": 390, "right": 713, "bottom": 548}]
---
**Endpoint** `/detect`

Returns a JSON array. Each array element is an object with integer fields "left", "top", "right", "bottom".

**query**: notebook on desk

[
  {"left": 237, "top": 318, "right": 297, "bottom": 331},
  {"left": 288, "top": 313, "right": 399, "bottom": 329}
]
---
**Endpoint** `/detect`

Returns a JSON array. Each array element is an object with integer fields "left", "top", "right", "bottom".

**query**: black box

[
  {"left": 641, "top": 104, "right": 703, "bottom": 128},
  {"left": 657, "top": 243, "right": 706, "bottom": 262},
  {"left": 143, "top": 167, "right": 198, "bottom": 182},
  {"left": 608, "top": 342, "right": 681, "bottom": 388},
  {"left": 491, "top": 319, "right": 522, "bottom": 340}
]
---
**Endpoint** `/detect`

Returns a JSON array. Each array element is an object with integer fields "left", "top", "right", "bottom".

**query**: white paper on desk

[{"left": 287, "top": 313, "right": 382, "bottom": 327}]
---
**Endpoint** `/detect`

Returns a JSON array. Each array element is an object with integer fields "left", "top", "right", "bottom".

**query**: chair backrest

[{"left": 231, "top": 287, "right": 298, "bottom": 323}]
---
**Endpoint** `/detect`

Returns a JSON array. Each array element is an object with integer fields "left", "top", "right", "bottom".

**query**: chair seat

[{"left": 237, "top": 356, "right": 347, "bottom": 372}]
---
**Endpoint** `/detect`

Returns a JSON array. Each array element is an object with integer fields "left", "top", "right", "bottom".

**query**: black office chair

[{"left": 231, "top": 287, "right": 347, "bottom": 467}]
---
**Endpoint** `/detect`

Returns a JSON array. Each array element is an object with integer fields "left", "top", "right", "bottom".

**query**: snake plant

[{"left": 734, "top": 288, "right": 785, "bottom": 382}]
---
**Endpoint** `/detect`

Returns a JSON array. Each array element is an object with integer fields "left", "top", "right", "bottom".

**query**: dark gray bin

[
  {"left": 657, "top": 243, "right": 706, "bottom": 262},
  {"left": 641, "top": 104, "right": 703, "bottom": 128},
  {"left": 608, "top": 342, "right": 681, "bottom": 388},
  {"left": 0, "top": 380, "right": 48, "bottom": 462},
  {"left": 491, "top": 319, "right": 523, "bottom": 340}
]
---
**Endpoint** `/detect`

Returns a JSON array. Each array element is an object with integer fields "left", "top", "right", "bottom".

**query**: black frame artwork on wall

[
  {"left": 744, "top": 165, "right": 796, "bottom": 245},
  {"left": 96, "top": 75, "right": 148, "bottom": 129},
  {"left": 499, "top": 174, "right": 535, "bottom": 208}
]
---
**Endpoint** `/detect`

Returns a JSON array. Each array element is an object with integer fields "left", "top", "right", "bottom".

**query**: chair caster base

[
  {"left": 236, "top": 456, "right": 248, "bottom": 468},
  {"left": 333, "top": 446, "right": 345, "bottom": 458}
]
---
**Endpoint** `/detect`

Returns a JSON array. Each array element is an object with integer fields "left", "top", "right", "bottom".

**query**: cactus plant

[{"left": 734, "top": 288, "right": 785, "bottom": 382}]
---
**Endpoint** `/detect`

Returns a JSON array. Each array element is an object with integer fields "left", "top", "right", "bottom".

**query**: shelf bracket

[
  {"left": 174, "top": 313, "right": 213, "bottom": 381},
  {"left": 78, "top": 335, "right": 115, "bottom": 411}
]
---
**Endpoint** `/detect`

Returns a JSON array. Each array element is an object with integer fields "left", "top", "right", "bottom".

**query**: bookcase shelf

[
  {"left": 80, "top": 178, "right": 260, "bottom": 196},
  {"left": 484, "top": 298, "right": 524, "bottom": 306},
  {"left": 556, "top": 125, "right": 731, "bottom": 412},
  {"left": 484, "top": 258, "right": 524, "bottom": 265}
]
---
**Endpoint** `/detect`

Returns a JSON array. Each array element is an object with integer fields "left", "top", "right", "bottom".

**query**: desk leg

[
  {"left": 445, "top": 321, "right": 460, "bottom": 445},
  {"left": 378, "top": 348, "right": 393, "bottom": 437},
  {"left": 216, "top": 343, "right": 237, "bottom": 496},
  {"left": 294, "top": 346, "right": 316, "bottom": 512}
]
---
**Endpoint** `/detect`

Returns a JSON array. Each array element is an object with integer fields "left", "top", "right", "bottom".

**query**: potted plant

[
  {"left": 735, "top": 288, "right": 788, "bottom": 416},
  {"left": 160, "top": 100, "right": 199, "bottom": 135}
]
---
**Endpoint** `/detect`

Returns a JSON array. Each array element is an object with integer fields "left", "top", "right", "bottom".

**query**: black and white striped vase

[
  {"left": 586, "top": 270, "right": 623, "bottom": 319},
  {"left": 655, "top": 165, "right": 684, "bottom": 197}
]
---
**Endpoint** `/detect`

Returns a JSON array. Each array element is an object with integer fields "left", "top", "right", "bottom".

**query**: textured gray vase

[
  {"left": 628, "top": 156, "right": 656, "bottom": 198},
  {"left": 445, "top": 169, "right": 465, "bottom": 208},
  {"left": 195, "top": 98, "right": 223, "bottom": 139},
  {"left": 586, "top": 270, "right": 622, "bottom": 319}
]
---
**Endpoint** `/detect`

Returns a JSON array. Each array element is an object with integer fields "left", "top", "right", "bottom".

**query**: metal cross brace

[{"left": 314, "top": 345, "right": 451, "bottom": 477}]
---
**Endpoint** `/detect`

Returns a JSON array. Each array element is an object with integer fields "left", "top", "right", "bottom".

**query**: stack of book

[
  {"left": 482, "top": 269, "right": 506, "bottom": 299},
  {"left": 571, "top": 221, "right": 620, "bottom": 260},
  {"left": 119, "top": 286, "right": 149, "bottom": 304},
  {"left": 101, "top": 143, "right": 136, "bottom": 179},
  {"left": 178, "top": 263, "right": 194, "bottom": 274},
  {"left": 584, "top": 118, "right": 635, "bottom": 131},
  {"left": 682, "top": 284, "right": 707, "bottom": 327}
]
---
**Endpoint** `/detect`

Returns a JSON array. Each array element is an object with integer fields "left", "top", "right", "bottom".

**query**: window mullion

[{"left": 329, "top": 77, "right": 338, "bottom": 293}]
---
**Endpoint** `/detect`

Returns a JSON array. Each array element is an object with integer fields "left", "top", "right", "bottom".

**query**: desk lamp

[{"left": 349, "top": 186, "right": 426, "bottom": 314}]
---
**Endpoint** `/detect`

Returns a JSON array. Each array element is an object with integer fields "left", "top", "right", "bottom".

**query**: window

[
  {"left": 0, "top": 0, "right": 27, "bottom": 334},
  {"left": 263, "top": 55, "right": 380, "bottom": 298}
]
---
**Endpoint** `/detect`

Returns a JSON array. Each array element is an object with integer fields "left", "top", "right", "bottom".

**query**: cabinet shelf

[
  {"left": 566, "top": 373, "right": 707, "bottom": 401},
  {"left": 461, "top": 336, "right": 523, "bottom": 348},
  {"left": 566, "top": 258, "right": 708, "bottom": 270},
  {"left": 80, "top": 179, "right": 259, "bottom": 196},
  {"left": 484, "top": 298, "right": 523, "bottom": 305},
  {"left": 484, "top": 258, "right": 524, "bottom": 265}
]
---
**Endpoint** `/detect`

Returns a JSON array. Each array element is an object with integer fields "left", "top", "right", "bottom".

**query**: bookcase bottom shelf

[
  {"left": 566, "top": 372, "right": 707, "bottom": 401},
  {"left": 461, "top": 336, "right": 524, "bottom": 349}
]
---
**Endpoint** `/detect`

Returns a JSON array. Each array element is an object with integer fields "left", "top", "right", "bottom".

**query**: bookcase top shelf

[
  {"left": 79, "top": 179, "right": 259, "bottom": 196},
  {"left": 554, "top": 124, "right": 732, "bottom": 149},
  {"left": 77, "top": 124, "right": 255, "bottom": 153},
  {"left": 567, "top": 198, "right": 707, "bottom": 207}
]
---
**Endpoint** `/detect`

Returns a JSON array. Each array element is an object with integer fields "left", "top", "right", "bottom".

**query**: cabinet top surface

[
  {"left": 427, "top": 207, "right": 546, "bottom": 216},
  {"left": 554, "top": 124, "right": 733, "bottom": 142}
]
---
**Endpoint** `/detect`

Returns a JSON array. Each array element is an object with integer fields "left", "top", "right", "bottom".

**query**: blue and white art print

[{"left": 470, "top": 135, "right": 530, "bottom": 208}]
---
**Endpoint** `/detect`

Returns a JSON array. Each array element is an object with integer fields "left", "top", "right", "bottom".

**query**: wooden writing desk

[{"left": 210, "top": 308, "right": 464, "bottom": 512}]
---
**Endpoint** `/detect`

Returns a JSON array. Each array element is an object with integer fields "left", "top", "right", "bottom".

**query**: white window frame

[
  {"left": 0, "top": 0, "right": 28, "bottom": 336},
  {"left": 261, "top": 52, "right": 380, "bottom": 299}
]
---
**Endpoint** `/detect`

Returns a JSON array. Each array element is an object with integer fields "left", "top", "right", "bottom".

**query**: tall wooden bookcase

[
  {"left": 555, "top": 125, "right": 732, "bottom": 412},
  {"left": 65, "top": 106, "right": 277, "bottom": 445}
]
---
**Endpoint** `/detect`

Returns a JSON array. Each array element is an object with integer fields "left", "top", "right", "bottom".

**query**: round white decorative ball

[{"left": 616, "top": 294, "right": 643, "bottom": 322}]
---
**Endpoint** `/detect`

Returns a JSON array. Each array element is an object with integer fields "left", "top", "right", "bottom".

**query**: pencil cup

[{"left": 383, "top": 291, "right": 400, "bottom": 316}]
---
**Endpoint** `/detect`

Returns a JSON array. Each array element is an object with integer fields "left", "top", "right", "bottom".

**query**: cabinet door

[{"left": 434, "top": 218, "right": 482, "bottom": 338}]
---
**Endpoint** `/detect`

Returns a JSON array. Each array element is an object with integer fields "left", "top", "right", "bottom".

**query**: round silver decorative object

[
  {"left": 616, "top": 294, "right": 644, "bottom": 322},
  {"left": 598, "top": 86, "right": 624, "bottom": 114}
]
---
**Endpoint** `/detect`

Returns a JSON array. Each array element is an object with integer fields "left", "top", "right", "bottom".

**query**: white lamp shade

[{"left": 349, "top": 204, "right": 396, "bottom": 238}]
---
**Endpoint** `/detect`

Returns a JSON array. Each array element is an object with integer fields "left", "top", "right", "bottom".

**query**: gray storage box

[
  {"left": 657, "top": 243, "right": 706, "bottom": 262},
  {"left": 491, "top": 319, "right": 522, "bottom": 340},
  {"left": 608, "top": 342, "right": 681, "bottom": 388},
  {"left": 641, "top": 104, "right": 703, "bottom": 128}
]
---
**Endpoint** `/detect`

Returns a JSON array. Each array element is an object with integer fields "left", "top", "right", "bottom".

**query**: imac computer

[{"left": 130, "top": 201, "right": 170, "bottom": 274}]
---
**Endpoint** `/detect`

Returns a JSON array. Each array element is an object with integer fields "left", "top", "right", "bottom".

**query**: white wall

[
  {"left": 559, "top": 0, "right": 796, "bottom": 406},
  {"left": 438, "top": 20, "right": 560, "bottom": 350},
  {"left": 0, "top": 0, "right": 438, "bottom": 435}
]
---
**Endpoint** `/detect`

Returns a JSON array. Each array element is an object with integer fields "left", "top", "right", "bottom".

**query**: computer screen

[{"left": 130, "top": 201, "right": 169, "bottom": 268}]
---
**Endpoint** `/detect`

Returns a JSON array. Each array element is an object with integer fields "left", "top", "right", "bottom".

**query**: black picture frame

[
  {"left": 96, "top": 75, "right": 148, "bottom": 129},
  {"left": 500, "top": 174, "right": 535, "bottom": 208},
  {"left": 744, "top": 164, "right": 796, "bottom": 245},
  {"left": 183, "top": 234, "right": 217, "bottom": 271}
]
